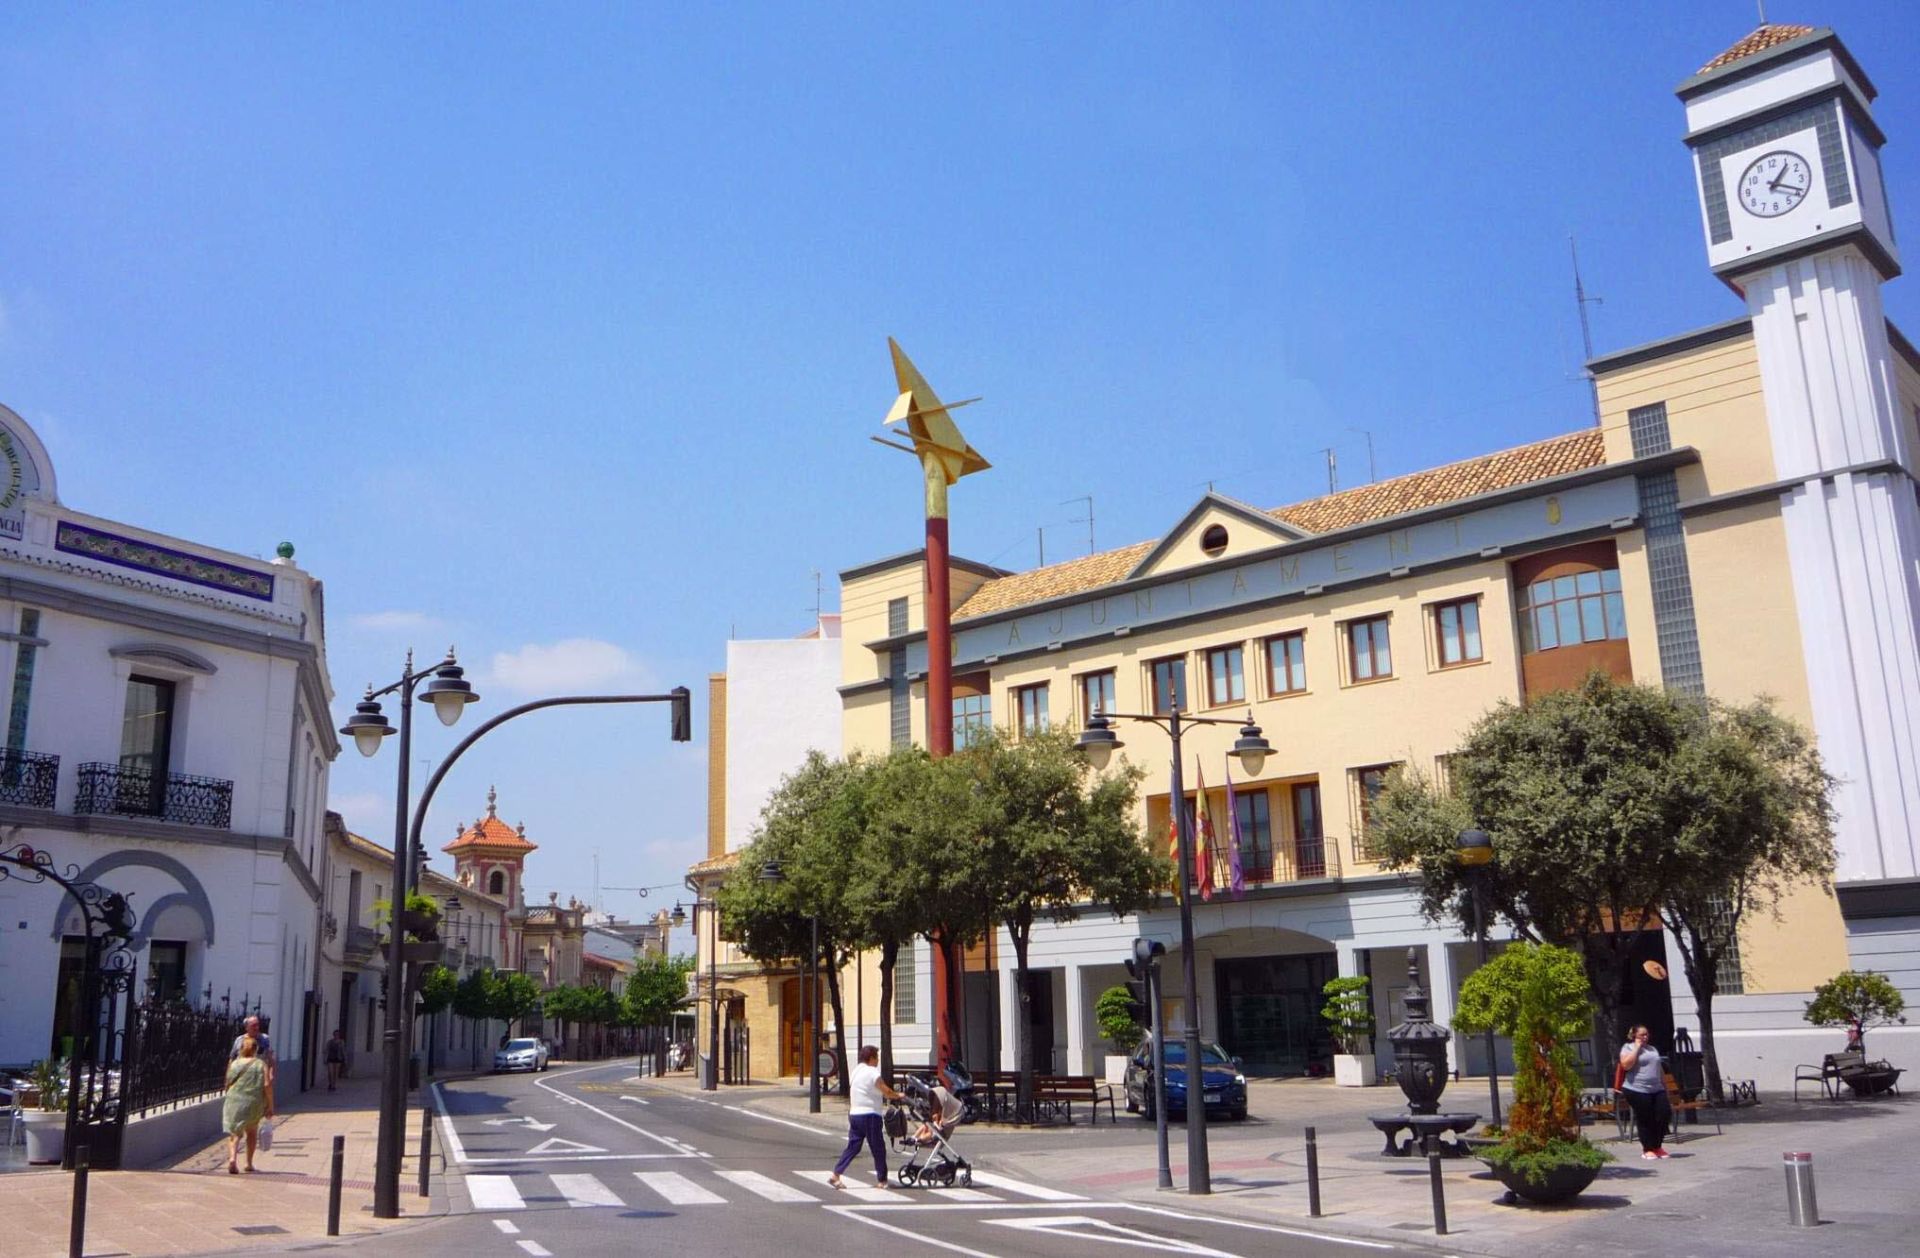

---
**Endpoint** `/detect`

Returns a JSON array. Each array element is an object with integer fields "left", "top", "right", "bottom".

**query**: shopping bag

[{"left": 257, "top": 1118, "right": 274, "bottom": 1151}]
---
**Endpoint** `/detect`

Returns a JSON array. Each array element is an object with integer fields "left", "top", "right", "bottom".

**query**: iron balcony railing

[
  {"left": 0, "top": 748, "right": 59, "bottom": 809},
  {"left": 344, "top": 925, "right": 380, "bottom": 959},
  {"left": 74, "top": 763, "right": 233, "bottom": 829}
]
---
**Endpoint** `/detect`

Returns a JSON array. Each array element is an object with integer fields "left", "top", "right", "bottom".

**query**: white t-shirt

[{"left": 849, "top": 1062, "right": 885, "bottom": 1115}]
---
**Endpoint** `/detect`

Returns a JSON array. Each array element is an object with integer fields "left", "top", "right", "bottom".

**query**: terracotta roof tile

[
  {"left": 1697, "top": 24, "right": 1816, "bottom": 74},
  {"left": 443, "top": 814, "right": 538, "bottom": 854},
  {"left": 945, "top": 429, "right": 1604, "bottom": 622},
  {"left": 689, "top": 850, "right": 741, "bottom": 876}
]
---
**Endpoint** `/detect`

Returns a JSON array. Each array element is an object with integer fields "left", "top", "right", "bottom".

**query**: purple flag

[{"left": 1224, "top": 758, "right": 1246, "bottom": 897}]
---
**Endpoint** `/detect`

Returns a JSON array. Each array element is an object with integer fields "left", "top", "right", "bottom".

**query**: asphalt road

[{"left": 333, "top": 1062, "right": 1420, "bottom": 1258}]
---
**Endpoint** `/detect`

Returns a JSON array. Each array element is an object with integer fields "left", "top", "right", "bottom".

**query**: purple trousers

[{"left": 833, "top": 1112, "right": 886, "bottom": 1182}]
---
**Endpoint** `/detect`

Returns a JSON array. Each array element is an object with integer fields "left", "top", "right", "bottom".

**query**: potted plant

[
  {"left": 1095, "top": 985, "right": 1143, "bottom": 1085},
  {"left": 375, "top": 892, "right": 446, "bottom": 965},
  {"left": 1320, "top": 975, "right": 1376, "bottom": 1086},
  {"left": 1454, "top": 943, "right": 1611, "bottom": 1204},
  {"left": 1804, "top": 970, "right": 1908, "bottom": 1094},
  {"left": 21, "top": 1058, "right": 68, "bottom": 1165}
]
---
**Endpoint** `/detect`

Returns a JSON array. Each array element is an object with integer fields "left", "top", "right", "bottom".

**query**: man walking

[
  {"left": 324, "top": 1029, "right": 347, "bottom": 1090},
  {"left": 230, "top": 1015, "right": 276, "bottom": 1090},
  {"left": 828, "top": 1045, "right": 903, "bottom": 1190}
]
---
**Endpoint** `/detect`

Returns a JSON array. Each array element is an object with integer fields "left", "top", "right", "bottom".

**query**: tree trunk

[
  {"left": 938, "top": 930, "right": 965, "bottom": 1067},
  {"left": 877, "top": 940, "right": 898, "bottom": 1080},
  {"left": 825, "top": 954, "right": 850, "bottom": 1097},
  {"left": 1011, "top": 922, "right": 1033, "bottom": 1119},
  {"left": 1680, "top": 921, "right": 1724, "bottom": 1102}
]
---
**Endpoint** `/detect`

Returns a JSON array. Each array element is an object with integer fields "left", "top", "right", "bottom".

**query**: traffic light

[
  {"left": 669, "top": 685, "right": 692, "bottom": 742},
  {"left": 1122, "top": 971, "right": 1150, "bottom": 1025}
]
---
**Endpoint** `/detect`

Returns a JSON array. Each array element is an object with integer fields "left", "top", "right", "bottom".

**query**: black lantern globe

[
  {"left": 1456, "top": 827, "right": 1494, "bottom": 868},
  {"left": 1229, "top": 715, "right": 1271, "bottom": 776},
  {"left": 670, "top": 901, "right": 687, "bottom": 928},
  {"left": 340, "top": 689, "right": 397, "bottom": 758},
  {"left": 418, "top": 651, "right": 480, "bottom": 727},
  {"left": 1074, "top": 710, "right": 1124, "bottom": 770},
  {"left": 760, "top": 860, "right": 784, "bottom": 884}
]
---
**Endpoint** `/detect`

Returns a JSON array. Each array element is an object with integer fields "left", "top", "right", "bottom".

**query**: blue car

[{"left": 1123, "top": 1038, "right": 1249, "bottom": 1121}]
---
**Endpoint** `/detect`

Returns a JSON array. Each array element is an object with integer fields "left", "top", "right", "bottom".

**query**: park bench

[
  {"left": 1031, "top": 1074, "right": 1117, "bottom": 1125},
  {"left": 1794, "top": 1049, "right": 1904, "bottom": 1100}
]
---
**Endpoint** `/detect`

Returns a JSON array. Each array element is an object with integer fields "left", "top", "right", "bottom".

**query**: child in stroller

[{"left": 884, "top": 1075, "right": 972, "bottom": 1188}]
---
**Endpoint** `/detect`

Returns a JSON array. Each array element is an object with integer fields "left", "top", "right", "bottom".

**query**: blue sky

[{"left": 3, "top": 3, "right": 1915, "bottom": 943}]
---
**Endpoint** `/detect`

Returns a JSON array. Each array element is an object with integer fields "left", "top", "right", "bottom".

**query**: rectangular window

[
  {"left": 952, "top": 673, "right": 991, "bottom": 748},
  {"left": 1014, "top": 683, "right": 1049, "bottom": 736},
  {"left": 7, "top": 608, "right": 41, "bottom": 750},
  {"left": 1265, "top": 631, "right": 1307, "bottom": 696},
  {"left": 893, "top": 940, "right": 917, "bottom": 1024},
  {"left": 1433, "top": 597, "right": 1483, "bottom": 667},
  {"left": 1232, "top": 788, "right": 1273, "bottom": 882},
  {"left": 1433, "top": 753, "right": 1459, "bottom": 796},
  {"left": 1148, "top": 657, "right": 1188, "bottom": 714},
  {"left": 1205, "top": 645, "right": 1245, "bottom": 707},
  {"left": 148, "top": 941, "right": 188, "bottom": 1003},
  {"left": 1345, "top": 616, "right": 1393, "bottom": 682},
  {"left": 119, "top": 675, "right": 176, "bottom": 815},
  {"left": 1517, "top": 567, "right": 1627, "bottom": 653},
  {"left": 1077, "top": 670, "right": 1116, "bottom": 727},
  {"left": 1290, "top": 782, "right": 1325, "bottom": 877},
  {"left": 1352, "top": 764, "right": 1397, "bottom": 860}
]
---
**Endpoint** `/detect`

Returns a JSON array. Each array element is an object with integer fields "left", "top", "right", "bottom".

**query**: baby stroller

[{"left": 885, "top": 1075, "right": 973, "bottom": 1188}]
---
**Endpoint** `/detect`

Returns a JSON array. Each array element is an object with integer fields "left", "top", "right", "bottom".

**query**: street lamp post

[
  {"left": 1076, "top": 698, "right": 1271, "bottom": 1196},
  {"left": 759, "top": 860, "right": 821, "bottom": 1113},
  {"left": 345, "top": 660, "right": 690, "bottom": 1219},
  {"left": 1455, "top": 827, "right": 1503, "bottom": 1129},
  {"left": 671, "top": 896, "right": 720, "bottom": 1090}
]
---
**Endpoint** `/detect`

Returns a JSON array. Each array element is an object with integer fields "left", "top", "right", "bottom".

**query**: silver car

[{"left": 493, "top": 1036, "right": 550, "bottom": 1073}]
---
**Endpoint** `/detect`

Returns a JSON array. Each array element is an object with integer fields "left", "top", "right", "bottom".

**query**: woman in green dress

[{"left": 223, "top": 1035, "right": 274, "bottom": 1172}]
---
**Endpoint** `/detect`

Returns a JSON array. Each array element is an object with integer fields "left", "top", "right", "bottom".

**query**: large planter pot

[
  {"left": 401, "top": 941, "right": 446, "bottom": 966},
  {"left": 399, "top": 909, "right": 439, "bottom": 941},
  {"left": 22, "top": 1110, "right": 66, "bottom": 1166},
  {"left": 1333, "top": 1053, "right": 1377, "bottom": 1087},
  {"left": 1104, "top": 1055, "right": 1130, "bottom": 1086},
  {"left": 1844, "top": 1068, "right": 1900, "bottom": 1097},
  {"left": 1482, "top": 1156, "right": 1601, "bottom": 1205}
]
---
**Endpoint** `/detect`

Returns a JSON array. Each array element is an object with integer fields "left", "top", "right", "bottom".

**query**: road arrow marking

[
  {"left": 527, "top": 1137, "right": 607, "bottom": 1155},
  {"left": 483, "top": 1116, "right": 557, "bottom": 1132},
  {"left": 619, "top": 1095, "right": 650, "bottom": 1105},
  {"left": 985, "top": 1215, "right": 1242, "bottom": 1256}
]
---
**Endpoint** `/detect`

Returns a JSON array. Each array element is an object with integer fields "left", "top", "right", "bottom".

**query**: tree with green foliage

[
  {"left": 452, "top": 969, "right": 497, "bottom": 1024},
  {"left": 1804, "top": 970, "right": 1908, "bottom": 1053},
  {"left": 1368, "top": 674, "right": 1835, "bottom": 1094},
  {"left": 1320, "top": 976, "right": 1374, "bottom": 1056},
  {"left": 1095, "top": 986, "right": 1142, "bottom": 1053},
  {"left": 624, "top": 953, "right": 695, "bottom": 1028},
  {"left": 1454, "top": 943, "right": 1610, "bottom": 1185},
  {"left": 957, "top": 729, "right": 1166, "bottom": 1113},
  {"left": 418, "top": 964, "right": 458, "bottom": 1016},
  {"left": 489, "top": 972, "right": 543, "bottom": 1035}
]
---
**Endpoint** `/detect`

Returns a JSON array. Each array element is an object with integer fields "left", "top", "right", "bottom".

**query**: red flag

[{"left": 1194, "top": 757, "right": 1215, "bottom": 902}]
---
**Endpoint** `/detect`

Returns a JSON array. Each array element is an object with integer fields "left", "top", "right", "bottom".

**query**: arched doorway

[{"left": 778, "top": 976, "right": 816, "bottom": 1079}]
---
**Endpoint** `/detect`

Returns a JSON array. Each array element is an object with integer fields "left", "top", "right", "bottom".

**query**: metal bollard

[
  {"left": 327, "top": 1135, "right": 345, "bottom": 1236},
  {"left": 1428, "top": 1146, "right": 1448, "bottom": 1236},
  {"left": 418, "top": 1103, "right": 434, "bottom": 1197},
  {"left": 68, "top": 1145, "right": 90, "bottom": 1258},
  {"left": 1783, "top": 1151, "right": 1818, "bottom": 1227},
  {"left": 1304, "top": 1126, "right": 1322, "bottom": 1217}
]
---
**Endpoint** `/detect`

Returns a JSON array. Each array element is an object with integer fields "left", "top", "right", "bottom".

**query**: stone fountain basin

[{"left": 1367, "top": 1111, "right": 1481, "bottom": 1157}]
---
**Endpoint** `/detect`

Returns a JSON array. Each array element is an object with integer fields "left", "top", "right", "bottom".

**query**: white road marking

[
  {"left": 526, "top": 1137, "right": 607, "bottom": 1155},
  {"left": 967, "top": 1170, "right": 1084, "bottom": 1201},
  {"left": 633, "top": 1170, "right": 727, "bottom": 1205},
  {"left": 429, "top": 1083, "right": 469, "bottom": 1165},
  {"left": 550, "top": 1173, "right": 625, "bottom": 1208},
  {"left": 461, "top": 1152, "right": 699, "bottom": 1164},
  {"left": 619, "top": 1094, "right": 650, "bottom": 1105},
  {"left": 1122, "top": 1205, "right": 1396, "bottom": 1249},
  {"left": 516, "top": 1242, "right": 552, "bottom": 1258},
  {"left": 721, "top": 1103, "right": 843, "bottom": 1141},
  {"left": 715, "top": 1169, "right": 819, "bottom": 1203},
  {"left": 793, "top": 1169, "right": 909, "bottom": 1204},
  {"left": 987, "top": 1215, "right": 1239, "bottom": 1256},
  {"left": 484, "top": 1116, "right": 557, "bottom": 1132},
  {"left": 533, "top": 1066, "right": 710, "bottom": 1157},
  {"left": 492, "top": 1219, "right": 519, "bottom": 1235},
  {"left": 829, "top": 1208, "right": 998, "bottom": 1257},
  {"left": 466, "top": 1175, "right": 527, "bottom": 1211}
]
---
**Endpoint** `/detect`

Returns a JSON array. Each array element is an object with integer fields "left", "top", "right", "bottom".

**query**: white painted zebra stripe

[
  {"left": 466, "top": 1174, "right": 527, "bottom": 1211},
  {"left": 792, "top": 1169, "right": 905, "bottom": 1204},
  {"left": 967, "top": 1170, "right": 1084, "bottom": 1201},
  {"left": 550, "top": 1173, "right": 625, "bottom": 1207},
  {"left": 633, "top": 1170, "right": 727, "bottom": 1205},
  {"left": 715, "top": 1169, "right": 820, "bottom": 1203}
]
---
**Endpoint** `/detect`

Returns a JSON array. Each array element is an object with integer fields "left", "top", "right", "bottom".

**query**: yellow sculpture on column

[{"left": 877, "top": 337, "right": 990, "bottom": 519}]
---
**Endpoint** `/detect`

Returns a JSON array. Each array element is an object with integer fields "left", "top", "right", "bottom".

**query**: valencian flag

[
  {"left": 1193, "top": 756, "right": 1216, "bottom": 902},
  {"left": 1223, "top": 758, "right": 1247, "bottom": 898}
]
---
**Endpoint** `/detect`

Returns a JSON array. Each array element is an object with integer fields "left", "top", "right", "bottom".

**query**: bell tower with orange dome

[{"left": 442, "top": 786, "right": 539, "bottom": 908}]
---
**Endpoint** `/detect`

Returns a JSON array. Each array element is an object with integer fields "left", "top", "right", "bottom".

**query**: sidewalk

[{"left": 0, "top": 1073, "right": 451, "bottom": 1258}]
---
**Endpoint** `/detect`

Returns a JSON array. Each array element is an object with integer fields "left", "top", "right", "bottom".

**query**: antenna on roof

[
  {"left": 810, "top": 568, "right": 822, "bottom": 621},
  {"left": 1756, "top": 1, "right": 1768, "bottom": 24},
  {"left": 1571, "top": 235, "right": 1604, "bottom": 428},
  {"left": 1349, "top": 430, "right": 1377, "bottom": 483},
  {"left": 1061, "top": 495, "right": 1095, "bottom": 556},
  {"left": 1318, "top": 447, "right": 1339, "bottom": 494},
  {"left": 1037, "top": 527, "right": 1045, "bottom": 567}
]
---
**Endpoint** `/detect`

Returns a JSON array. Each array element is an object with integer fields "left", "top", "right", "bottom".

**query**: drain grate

[{"left": 233, "top": 1225, "right": 290, "bottom": 1236}]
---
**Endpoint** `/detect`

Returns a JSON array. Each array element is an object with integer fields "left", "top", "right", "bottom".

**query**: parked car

[
  {"left": 493, "top": 1037, "right": 550, "bottom": 1073},
  {"left": 1123, "top": 1037, "right": 1248, "bottom": 1121}
]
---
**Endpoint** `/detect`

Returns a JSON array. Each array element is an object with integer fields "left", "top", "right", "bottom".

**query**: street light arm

[
  {"left": 364, "top": 657, "right": 454, "bottom": 704},
  {"left": 1100, "top": 710, "right": 1256, "bottom": 731}
]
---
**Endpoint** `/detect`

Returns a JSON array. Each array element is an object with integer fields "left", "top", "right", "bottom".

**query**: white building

[{"left": 0, "top": 403, "right": 337, "bottom": 1093}]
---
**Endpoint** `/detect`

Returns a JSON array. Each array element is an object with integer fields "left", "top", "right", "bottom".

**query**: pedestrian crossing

[{"left": 463, "top": 1166, "right": 1080, "bottom": 1212}]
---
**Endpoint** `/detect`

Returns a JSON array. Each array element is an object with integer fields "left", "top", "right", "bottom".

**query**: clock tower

[{"left": 1679, "top": 25, "right": 1920, "bottom": 883}]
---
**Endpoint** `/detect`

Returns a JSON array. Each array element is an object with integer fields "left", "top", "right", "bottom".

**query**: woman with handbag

[
  {"left": 1617, "top": 1025, "right": 1670, "bottom": 1160},
  {"left": 222, "top": 1035, "right": 275, "bottom": 1173}
]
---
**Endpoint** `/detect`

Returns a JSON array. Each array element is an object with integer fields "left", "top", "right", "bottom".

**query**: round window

[{"left": 1200, "top": 524, "right": 1229, "bottom": 556}]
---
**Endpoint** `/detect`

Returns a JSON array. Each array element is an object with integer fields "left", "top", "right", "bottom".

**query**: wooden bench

[
  {"left": 1032, "top": 1074, "right": 1117, "bottom": 1125},
  {"left": 1663, "top": 1070, "right": 1720, "bottom": 1135}
]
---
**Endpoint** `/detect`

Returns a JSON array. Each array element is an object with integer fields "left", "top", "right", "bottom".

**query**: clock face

[{"left": 1738, "top": 150, "right": 1812, "bottom": 218}]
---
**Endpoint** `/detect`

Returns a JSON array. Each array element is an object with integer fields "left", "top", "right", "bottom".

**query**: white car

[{"left": 493, "top": 1037, "right": 550, "bottom": 1073}]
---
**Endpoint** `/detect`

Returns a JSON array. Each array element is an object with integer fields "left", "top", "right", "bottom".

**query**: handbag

[{"left": 1613, "top": 1054, "right": 1628, "bottom": 1091}]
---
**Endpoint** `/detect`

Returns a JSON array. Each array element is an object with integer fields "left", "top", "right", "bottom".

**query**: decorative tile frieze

[{"left": 54, "top": 521, "right": 274, "bottom": 601}]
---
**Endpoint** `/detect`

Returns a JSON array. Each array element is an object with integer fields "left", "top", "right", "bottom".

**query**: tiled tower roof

[
  {"left": 1697, "top": 24, "right": 1817, "bottom": 74},
  {"left": 441, "top": 785, "right": 539, "bottom": 854}
]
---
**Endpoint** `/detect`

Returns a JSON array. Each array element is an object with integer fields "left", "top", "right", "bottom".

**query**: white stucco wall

[{"left": 723, "top": 620, "right": 844, "bottom": 851}]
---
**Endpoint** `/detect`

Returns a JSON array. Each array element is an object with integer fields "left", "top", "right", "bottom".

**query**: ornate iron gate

[{"left": 1, "top": 841, "right": 138, "bottom": 1169}]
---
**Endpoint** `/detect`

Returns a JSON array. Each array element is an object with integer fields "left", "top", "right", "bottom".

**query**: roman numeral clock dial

[{"left": 1738, "top": 150, "right": 1811, "bottom": 218}]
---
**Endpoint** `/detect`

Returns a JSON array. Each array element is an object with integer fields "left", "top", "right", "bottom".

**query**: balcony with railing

[
  {"left": 1185, "top": 834, "right": 1339, "bottom": 893},
  {"left": 0, "top": 748, "right": 60, "bottom": 809},
  {"left": 74, "top": 763, "right": 233, "bottom": 829},
  {"left": 344, "top": 925, "right": 380, "bottom": 962}
]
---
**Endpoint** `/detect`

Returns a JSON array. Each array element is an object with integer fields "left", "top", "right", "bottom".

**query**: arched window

[{"left": 488, "top": 869, "right": 506, "bottom": 896}]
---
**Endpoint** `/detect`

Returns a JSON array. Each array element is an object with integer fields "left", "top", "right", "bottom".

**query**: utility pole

[{"left": 1571, "top": 236, "right": 1603, "bottom": 427}]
